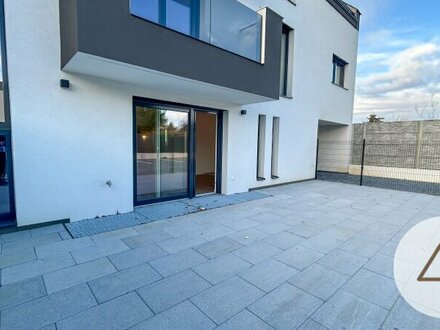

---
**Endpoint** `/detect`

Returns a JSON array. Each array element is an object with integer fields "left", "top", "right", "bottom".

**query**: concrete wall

[
  {"left": 5, "top": 0, "right": 359, "bottom": 226},
  {"left": 317, "top": 124, "right": 351, "bottom": 173}
]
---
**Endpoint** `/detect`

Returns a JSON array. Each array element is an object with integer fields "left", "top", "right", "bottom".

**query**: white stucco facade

[{"left": 3, "top": 0, "right": 359, "bottom": 226}]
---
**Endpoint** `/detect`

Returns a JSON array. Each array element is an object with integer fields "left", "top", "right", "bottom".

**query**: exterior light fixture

[{"left": 60, "top": 79, "right": 70, "bottom": 88}]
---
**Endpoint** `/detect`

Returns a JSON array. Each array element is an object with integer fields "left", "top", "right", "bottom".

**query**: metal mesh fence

[{"left": 316, "top": 139, "right": 440, "bottom": 196}]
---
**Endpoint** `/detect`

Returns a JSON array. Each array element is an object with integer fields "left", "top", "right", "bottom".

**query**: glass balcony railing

[{"left": 130, "top": 0, "right": 263, "bottom": 62}]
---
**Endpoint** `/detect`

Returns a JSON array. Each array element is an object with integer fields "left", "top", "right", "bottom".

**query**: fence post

[
  {"left": 360, "top": 139, "right": 366, "bottom": 186},
  {"left": 315, "top": 138, "right": 320, "bottom": 180}
]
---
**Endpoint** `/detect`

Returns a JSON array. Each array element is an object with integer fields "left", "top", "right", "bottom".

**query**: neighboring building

[{"left": 0, "top": 0, "right": 360, "bottom": 227}]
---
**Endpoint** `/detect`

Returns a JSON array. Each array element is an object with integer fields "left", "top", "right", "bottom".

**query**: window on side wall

[
  {"left": 280, "top": 25, "right": 293, "bottom": 97},
  {"left": 271, "top": 117, "right": 280, "bottom": 179},
  {"left": 332, "top": 55, "right": 348, "bottom": 88},
  {"left": 257, "top": 115, "right": 266, "bottom": 181}
]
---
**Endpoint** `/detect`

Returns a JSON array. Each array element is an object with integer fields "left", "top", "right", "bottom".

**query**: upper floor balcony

[{"left": 59, "top": 0, "right": 283, "bottom": 105}]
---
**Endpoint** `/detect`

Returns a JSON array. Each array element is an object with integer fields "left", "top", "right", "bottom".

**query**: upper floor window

[
  {"left": 280, "top": 25, "right": 293, "bottom": 97},
  {"left": 332, "top": 55, "right": 347, "bottom": 88}
]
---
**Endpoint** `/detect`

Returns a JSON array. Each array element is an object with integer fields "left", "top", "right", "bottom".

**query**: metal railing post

[{"left": 360, "top": 139, "right": 366, "bottom": 186}]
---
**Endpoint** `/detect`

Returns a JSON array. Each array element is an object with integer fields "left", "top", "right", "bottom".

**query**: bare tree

[{"left": 415, "top": 93, "right": 440, "bottom": 120}]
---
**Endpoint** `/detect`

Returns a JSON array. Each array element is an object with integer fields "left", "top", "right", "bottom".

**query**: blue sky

[{"left": 348, "top": 0, "right": 440, "bottom": 122}]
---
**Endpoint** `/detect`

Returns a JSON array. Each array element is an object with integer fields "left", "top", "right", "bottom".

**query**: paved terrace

[{"left": 1, "top": 181, "right": 440, "bottom": 329}]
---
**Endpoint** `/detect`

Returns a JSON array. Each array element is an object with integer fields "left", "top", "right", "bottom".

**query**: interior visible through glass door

[
  {"left": 136, "top": 106, "right": 189, "bottom": 203},
  {"left": 195, "top": 111, "right": 217, "bottom": 195},
  {"left": 0, "top": 134, "right": 12, "bottom": 222}
]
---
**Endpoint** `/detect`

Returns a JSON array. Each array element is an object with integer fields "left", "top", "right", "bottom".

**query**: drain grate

[{"left": 65, "top": 191, "right": 270, "bottom": 238}]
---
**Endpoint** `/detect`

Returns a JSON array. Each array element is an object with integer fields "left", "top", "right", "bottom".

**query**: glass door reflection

[
  {"left": 0, "top": 134, "right": 13, "bottom": 222},
  {"left": 136, "top": 106, "right": 189, "bottom": 203}
]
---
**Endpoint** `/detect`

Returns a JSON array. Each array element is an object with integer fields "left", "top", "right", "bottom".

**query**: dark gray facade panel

[
  {"left": 59, "top": 0, "right": 79, "bottom": 68},
  {"left": 59, "top": 0, "right": 283, "bottom": 99}
]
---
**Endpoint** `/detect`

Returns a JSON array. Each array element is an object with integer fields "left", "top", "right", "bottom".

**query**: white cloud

[{"left": 354, "top": 40, "right": 440, "bottom": 122}]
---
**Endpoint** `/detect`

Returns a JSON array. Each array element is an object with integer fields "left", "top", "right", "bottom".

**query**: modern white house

[{"left": 0, "top": 0, "right": 360, "bottom": 228}]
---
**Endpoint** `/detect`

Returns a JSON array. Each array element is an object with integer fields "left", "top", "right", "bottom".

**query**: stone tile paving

[{"left": 2, "top": 180, "right": 440, "bottom": 329}]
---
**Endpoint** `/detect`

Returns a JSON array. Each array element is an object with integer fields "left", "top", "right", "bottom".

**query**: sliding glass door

[{"left": 135, "top": 104, "right": 189, "bottom": 203}]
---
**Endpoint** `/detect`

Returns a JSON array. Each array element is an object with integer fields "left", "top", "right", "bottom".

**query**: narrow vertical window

[
  {"left": 257, "top": 115, "right": 266, "bottom": 181},
  {"left": 279, "top": 25, "right": 291, "bottom": 96},
  {"left": 332, "top": 55, "right": 347, "bottom": 88},
  {"left": 271, "top": 117, "right": 280, "bottom": 179}
]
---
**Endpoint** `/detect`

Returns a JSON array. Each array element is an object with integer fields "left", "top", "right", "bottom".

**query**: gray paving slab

[
  {"left": 300, "top": 234, "right": 344, "bottom": 254},
  {"left": 343, "top": 269, "right": 399, "bottom": 310},
  {"left": 228, "top": 228, "right": 269, "bottom": 245},
  {"left": 194, "top": 224, "right": 236, "bottom": 241},
  {"left": 122, "top": 230, "right": 172, "bottom": 248},
  {"left": 0, "top": 248, "right": 36, "bottom": 268},
  {"left": 232, "top": 241, "right": 282, "bottom": 265},
  {"left": 132, "top": 300, "right": 216, "bottom": 330},
  {"left": 317, "top": 249, "right": 368, "bottom": 276},
  {"left": 56, "top": 292, "right": 152, "bottom": 330},
  {"left": 193, "top": 236, "right": 244, "bottom": 259},
  {"left": 262, "top": 231, "right": 306, "bottom": 250},
  {"left": 0, "top": 284, "right": 97, "bottom": 330},
  {"left": 0, "top": 230, "right": 31, "bottom": 243},
  {"left": 289, "top": 263, "right": 349, "bottom": 300},
  {"left": 89, "top": 263, "right": 162, "bottom": 303},
  {"left": 137, "top": 269, "right": 211, "bottom": 314},
  {"left": 274, "top": 245, "right": 324, "bottom": 270},
  {"left": 239, "top": 258, "right": 299, "bottom": 292},
  {"left": 2, "top": 233, "right": 62, "bottom": 254},
  {"left": 311, "top": 290, "right": 388, "bottom": 330},
  {"left": 222, "top": 218, "right": 260, "bottom": 231},
  {"left": 338, "top": 236, "right": 384, "bottom": 258},
  {"left": 297, "top": 319, "right": 328, "bottom": 330},
  {"left": 217, "top": 309, "right": 273, "bottom": 330},
  {"left": 70, "top": 239, "right": 129, "bottom": 264},
  {"left": 1, "top": 254, "right": 76, "bottom": 285},
  {"left": 30, "top": 224, "right": 66, "bottom": 238},
  {"left": 163, "top": 222, "right": 206, "bottom": 238},
  {"left": 35, "top": 237, "right": 94, "bottom": 259},
  {"left": 90, "top": 227, "right": 140, "bottom": 244},
  {"left": 254, "top": 221, "right": 292, "bottom": 235},
  {"left": 363, "top": 253, "right": 394, "bottom": 278},
  {"left": 0, "top": 276, "right": 46, "bottom": 311},
  {"left": 108, "top": 244, "right": 168, "bottom": 270},
  {"left": 192, "top": 253, "right": 251, "bottom": 284},
  {"left": 149, "top": 248, "right": 208, "bottom": 277},
  {"left": 191, "top": 276, "right": 264, "bottom": 324},
  {"left": 382, "top": 297, "right": 440, "bottom": 329},
  {"left": 157, "top": 235, "right": 206, "bottom": 254},
  {"left": 248, "top": 283, "right": 323, "bottom": 330},
  {"left": 43, "top": 258, "right": 116, "bottom": 293},
  {"left": 286, "top": 221, "right": 330, "bottom": 238}
]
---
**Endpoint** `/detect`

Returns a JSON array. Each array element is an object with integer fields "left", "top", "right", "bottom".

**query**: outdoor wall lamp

[{"left": 60, "top": 79, "right": 70, "bottom": 88}]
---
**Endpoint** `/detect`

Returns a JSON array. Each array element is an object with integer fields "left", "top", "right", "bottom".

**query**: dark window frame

[
  {"left": 256, "top": 114, "right": 266, "bottom": 181},
  {"left": 271, "top": 116, "right": 280, "bottom": 179},
  {"left": 0, "top": 0, "right": 10, "bottom": 130},
  {"left": 332, "top": 55, "right": 347, "bottom": 88},
  {"left": 280, "top": 25, "right": 291, "bottom": 97}
]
